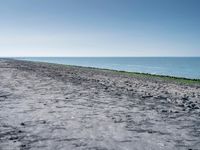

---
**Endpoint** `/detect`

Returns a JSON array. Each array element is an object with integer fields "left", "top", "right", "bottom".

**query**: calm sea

[{"left": 16, "top": 57, "right": 200, "bottom": 79}]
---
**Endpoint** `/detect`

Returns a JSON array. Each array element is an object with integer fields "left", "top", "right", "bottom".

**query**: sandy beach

[{"left": 0, "top": 59, "right": 200, "bottom": 150}]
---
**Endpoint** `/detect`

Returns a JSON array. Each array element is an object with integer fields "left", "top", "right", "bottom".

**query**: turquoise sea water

[{"left": 16, "top": 57, "right": 200, "bottom": 79}]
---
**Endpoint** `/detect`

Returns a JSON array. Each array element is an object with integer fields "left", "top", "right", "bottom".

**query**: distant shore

[
  {"left": 14, "top": 57, "right": 200, "bottom": 80},
  {"left": 0, "top": 58, "right": 200, "bottom": 150},
  {"left": 14, "top": 58, "right": 200, "bottom": 85}
]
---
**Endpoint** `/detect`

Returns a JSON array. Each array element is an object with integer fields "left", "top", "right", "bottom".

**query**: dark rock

[
  {"left": 9, "top": 136, "right": 18, "bottom": 140},
  {"left": 182, "top": 108, "right": 186, "bottom": 111},
  {"left": 190, "top": 103, "right": 196, "bottom": 108},
  {"left": 174, "top": 111, "right": 179, "bottom": 113},
  {"left": 115, "top": 92, "right": 121, "bottom": 96},
  {"left": 154, "top": 95, "right": 167, "bottom": 100},
  {"left": 20, "top": 122, "right": 25, "bottom": 126},
  {"left": 182, "top": 97, "right": 189, "bottom": 101},
  {"left": 142, "top": 95, "right": 153, "bottom": 99},
  {"left": 178, "top": 104, "right": 185, "bottom": 107},
  {"left": 18, "top": 130, "right": 22, "bottom": 133},
  {"left": 194, "top": 106, "right": 199, "bottom": 109},
  {"left": 161, "top": 110, "right": 168, "bottom": 113},
  {"left": 129, "top": 89, "right": 134, "bottom": 91},
  {"left": 188, "top": 101, "right": 193, "bottom": 105},
  {"left": 104, "top": 87, "right": 108, "bottom": 90},
  {"left": 20, "top": 144, "right": 26, "bottom": 148}
]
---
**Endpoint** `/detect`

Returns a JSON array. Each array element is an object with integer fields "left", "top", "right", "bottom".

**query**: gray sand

[{"left": 0, "top": 59, "right": 200, "bottom": 150}]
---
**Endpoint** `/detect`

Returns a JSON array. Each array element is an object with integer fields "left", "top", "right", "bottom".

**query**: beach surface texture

[{"left": 0, "top": 59, "right": 200, "bottom": 150}]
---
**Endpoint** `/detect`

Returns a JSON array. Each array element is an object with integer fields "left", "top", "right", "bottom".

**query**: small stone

[
  {"left": 104, "top": 87, "right": 108, "bottom": 90},
  {"left": 178, "top": 104, "right": 185, "bottom": 107},
  {"left": 18, "top": 130, "right": 22, "bottom": 133},
  {"left": 191, "top": 103, "right": 196, "bottom": 108},
  {"left": 188, "top": 101, "right": 193, "bottom": 104},
  {"left": 174, "top": 111, "right": 179, "bottom": 113},
  {"left": 20, "top": 123, "right": 25, "bottom": 126},
  {"left": 161, "top": 110, "right": 168, "bottom": 113},
  {"left": 182, "top": 97, "right": 188, "bottom": 101},
  {"left": 21, "top": 144, "right": 26, "bottom": 148},
  {"left": 115, "top": 93, "right": 121, "bottom": 96},
  {"left": 10, "top": 136, "right": 19, "bottom": 140}
]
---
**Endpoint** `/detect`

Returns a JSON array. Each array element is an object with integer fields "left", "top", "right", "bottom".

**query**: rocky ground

[{"left": 0, "top": 59, "right": 200, "bottom": 150}]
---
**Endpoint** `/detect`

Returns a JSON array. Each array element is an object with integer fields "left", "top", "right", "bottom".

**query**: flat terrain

[{"left": 0, "top": 59, "right": 200, "bottom": 150}]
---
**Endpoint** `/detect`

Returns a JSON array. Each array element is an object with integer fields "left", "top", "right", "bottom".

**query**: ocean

[{"left": 16, "top": 57, "right": 200, "bottom": 79}]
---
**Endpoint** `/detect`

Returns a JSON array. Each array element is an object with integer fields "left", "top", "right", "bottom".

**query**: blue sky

[{"left": 0, "top": 0, "right": 200, "bottom": 56}]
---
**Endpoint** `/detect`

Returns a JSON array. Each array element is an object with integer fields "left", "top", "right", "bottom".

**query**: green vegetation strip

[{"left": 112, "top": 70, "right": 200, "bottom": 85}]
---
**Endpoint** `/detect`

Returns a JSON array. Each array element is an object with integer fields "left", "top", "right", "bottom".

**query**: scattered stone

[
  {"left": 182, "top": 94, "right": 189, "bottom": 100},
  {"left": 161, "top": 110, "right": 168, "bottom": 113},
  {"left": 20, "top": 122, "right": 25, "bottom": 126},
  {"left": 192, "top": 92, "right": 196, "bottom": 98},
  {"left": 191, "top": 103, "right": 196, "bottom": 108},
  {"left": 188, "top": 101, "right": 193, "bottom": 105},
  {"left": 164, "top": 91, "right": 169, "bottom": 94},
  {"left": 115, "top": 92, "right": 121, "bottom": 96},
  {"left": 18, "top": 130, "right": 22, "bottom": 133},
  {"left": 154, "top": 95, "right": 167, "bottom": 100},
  {"left": 128, "top": 89, "right": 134, "bottom": 91},
  {"left": 9, "top": 136, "right": 18, "bottom": 140},
  {"left": 174, "top": 111, "right": 179, "bottom": 113},
  {"left": 104, "top": 87, "right": 108, "bottom": 90},
  {"left": 178, "top": 104, "right": 185, "bottom": 108},
  {"left": 20, "top": 144, "right": 26, "bottom": 148},
  {"left": 142, "top": 95, "right": 153, "bottom": 99},
  {"left": 182, "top": 97, "right": 189, "bottom": 101}
]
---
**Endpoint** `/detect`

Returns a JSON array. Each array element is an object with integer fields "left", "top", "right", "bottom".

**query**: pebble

[
  {"left": 18, "top": 130, "right": 22, "bottom": 133},
  {"left": 42, "top": 120, "right": 46, "bottom": 124},
  {"left": 20, "top": 122, "right": 25, "bottom": 126},
  {"left": 174, "top": 111, "right": 179, "bottom": 113},
  {"left": 21, "top": 144, "right": 26, "bottom": 148},
  {"left": 161, "top": 110, "right": 168, "bottom": 113},
  {"left": 178, "top": 104, "right": 185, "bottom": 107},
  {"left": 9, "top": 136, "right": 18, "bottom": 140},
  {"left": 191, "top": 103, "right": 196, "bottom": 108}
]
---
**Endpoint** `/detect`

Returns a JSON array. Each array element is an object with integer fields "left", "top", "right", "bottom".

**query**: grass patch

[{"left": 111, "top": 70, "right": 200, "bottom": 85}]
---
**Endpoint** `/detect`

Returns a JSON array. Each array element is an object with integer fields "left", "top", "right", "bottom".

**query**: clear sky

[{"left": 0, "top": 0, "right": 200, "bottom": 57}]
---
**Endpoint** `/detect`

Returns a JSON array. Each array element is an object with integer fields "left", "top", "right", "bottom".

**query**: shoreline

[
  {"left": 13, "top": 58, "right": 200, "bottom": 85},
  {"left": 0, "top": 58, "right": 200, "bottom": 150}
]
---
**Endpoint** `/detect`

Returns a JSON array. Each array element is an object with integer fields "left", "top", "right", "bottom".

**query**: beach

[{"left": 0, "top": 58, "right": 200, "bottom": 150}]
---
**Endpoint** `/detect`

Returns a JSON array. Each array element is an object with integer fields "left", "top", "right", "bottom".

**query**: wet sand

[{"left": 0, "top": 59, "right": 200, "bottom": 150}]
